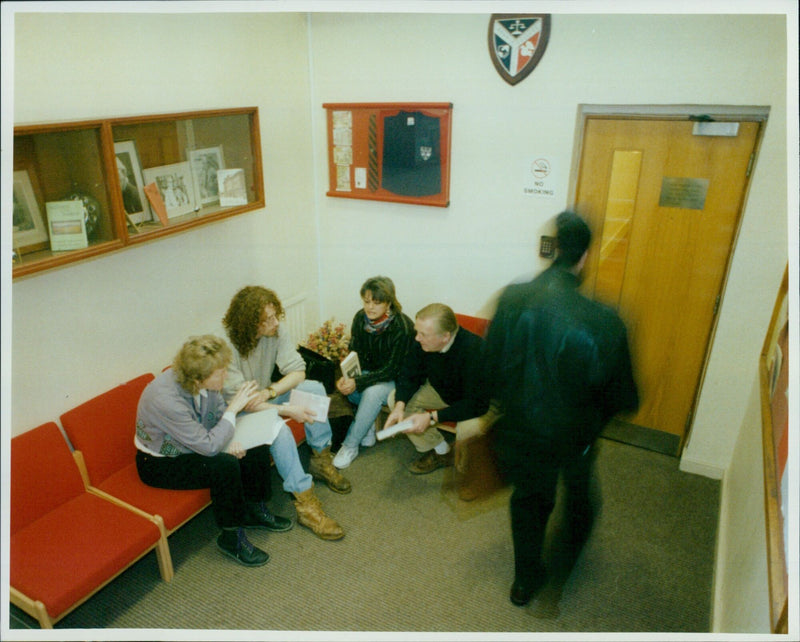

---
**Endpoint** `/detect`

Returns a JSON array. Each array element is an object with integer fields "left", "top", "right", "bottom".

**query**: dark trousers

[
  {"left": 136, "top": 444, "right": 272, "bottom": 529},
  {"left": 505, "top": 444, "right": 596, "bottom": 584}
]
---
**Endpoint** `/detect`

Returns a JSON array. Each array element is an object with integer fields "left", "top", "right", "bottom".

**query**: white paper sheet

[
  {"left": 233, "top": 408, "right": 284, "bottom": 449},
  {"left": 376, "top": 418, "right": 415, "bottom": 441}
]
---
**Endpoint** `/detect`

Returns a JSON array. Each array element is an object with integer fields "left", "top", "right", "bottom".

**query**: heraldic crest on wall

[{"left": 488, "top": 14, "right": 551, "bottom": 86}]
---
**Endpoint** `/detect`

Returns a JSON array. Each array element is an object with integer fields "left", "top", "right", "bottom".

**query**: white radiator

[{"left": 283, "top": 293, "right": 307, "bottom": 345}]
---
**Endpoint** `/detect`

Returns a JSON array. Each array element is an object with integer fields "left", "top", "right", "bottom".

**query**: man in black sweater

[{"left": 384, "top": 303, "right": 490, "bottom": 475}]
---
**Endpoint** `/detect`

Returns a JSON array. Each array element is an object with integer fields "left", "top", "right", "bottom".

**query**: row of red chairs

[{"left": 10, "top": 373, "right": 304, "bottom": 628}]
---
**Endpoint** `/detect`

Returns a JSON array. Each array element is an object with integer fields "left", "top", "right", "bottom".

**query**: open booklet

[
  {"left": 232, "top": 408, "right": 286, "bottom": 450},
  {"left": 288, "top": 388, "right": 330, "bottom": 422}
]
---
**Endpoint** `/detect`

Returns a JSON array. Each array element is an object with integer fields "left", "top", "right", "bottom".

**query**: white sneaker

[
  {"left": 360, "top": 423, "right": 377, "bottom": 448},
  {"left": 333, "top": 444, "right": 359, "bottom": 469}
]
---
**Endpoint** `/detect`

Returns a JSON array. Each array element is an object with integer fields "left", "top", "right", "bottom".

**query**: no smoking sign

[{"left": 523, "top": 157, "right": 556, "bottom": 198}]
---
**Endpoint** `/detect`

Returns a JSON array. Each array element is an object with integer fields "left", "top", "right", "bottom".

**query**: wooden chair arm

[{"left": 72, "top": 450, "right": 92, "bottom": 489}]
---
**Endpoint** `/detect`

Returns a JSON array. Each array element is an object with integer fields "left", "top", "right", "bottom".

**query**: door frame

[{"left": 568, "top": 104, "right": 770, "bottom": 454}]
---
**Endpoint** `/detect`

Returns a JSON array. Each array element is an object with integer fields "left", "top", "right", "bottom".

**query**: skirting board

[
  {"left": 679, "top": 456, "right": 725, "bottom": 480},
  {"left": 601, "top": 419, "right": 681, "bottom": 457},
  {"left": 601, "top": 419, "right": 727, "bottom": 480}
]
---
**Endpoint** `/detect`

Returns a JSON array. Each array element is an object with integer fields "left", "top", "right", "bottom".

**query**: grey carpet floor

[{"left": 9, "top": 434, "right": 720, "bottom": 637}]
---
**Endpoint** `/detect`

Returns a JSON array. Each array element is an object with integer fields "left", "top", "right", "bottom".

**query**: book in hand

[
  {"left": 376, "top": 417, "right": 415, "bottom": 441},
  {"left": 233, "top": 408, "right": 285, "bottom": 450},
  {"left": 340, "top": 351, "right": 361, "bottom": 378}
]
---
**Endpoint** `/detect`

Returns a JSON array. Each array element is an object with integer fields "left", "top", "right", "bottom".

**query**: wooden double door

[{"left": 574, "top": 115, "right": 763, "bottom": 454}]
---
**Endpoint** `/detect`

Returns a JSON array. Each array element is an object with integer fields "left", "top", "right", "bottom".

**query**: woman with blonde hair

[{"left": 136, "top": 335, "right": 294, "bottom": 567}]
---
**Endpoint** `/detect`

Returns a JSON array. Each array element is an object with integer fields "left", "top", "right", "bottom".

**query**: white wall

[
  {"left": 713, "top": 376, "right": 771, "bottom": 632},
  {"left": 9, "top": 12, "right": 318, "bottom": 433},
  {"left": 307, "top": 12, "right": 789, "bottom": 478}
]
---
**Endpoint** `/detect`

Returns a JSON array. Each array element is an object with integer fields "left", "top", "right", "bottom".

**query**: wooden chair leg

[
  {"left": 150, "top": 514, "right": 173, "bottom": 582},
  {"left": 33, "top": 600, "right": 52, "bottom": 629},
  {"left": 10, "top": 586, "right": 54, "bottom": 629}
]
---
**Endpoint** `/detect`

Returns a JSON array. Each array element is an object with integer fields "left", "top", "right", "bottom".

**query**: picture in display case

[
  {"left": 217, "top": 168, "right": 248, "bottom": 207},
  {"left": 45, "top": 200, "right": 88, "bottom": 252},
  {"left": 114, "top": 140, "right": 152, "bottom": 224},
  {"left": 12, "top": 170, "right": 49, "bottom": 252},
  {"left": 189, "top": 145, "right": 224, "bottom": 207},
  {"left": 143, "top": 161, "right": 196, "bottom": 218}
]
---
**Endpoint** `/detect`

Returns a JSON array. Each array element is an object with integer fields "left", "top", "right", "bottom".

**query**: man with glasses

[{"left": 220, "top": 286, "right": 351, "bottom": 541}]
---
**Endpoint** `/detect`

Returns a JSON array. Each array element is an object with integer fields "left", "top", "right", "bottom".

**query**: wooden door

[{"left": 574, "top": 116, "right": 761, "bottom": 454}]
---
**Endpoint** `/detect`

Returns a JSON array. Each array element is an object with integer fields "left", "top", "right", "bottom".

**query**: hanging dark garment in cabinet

[{"left": 381, "top": 110, "right": 441, "bottom": 197}]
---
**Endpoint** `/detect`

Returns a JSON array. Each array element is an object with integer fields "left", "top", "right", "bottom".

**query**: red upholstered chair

[
  {"left": 455, "top": 313, "right": 490, "bottom": 339},
  {"left": 10, "top": 422, "right": 171, "bottom": 629},
  {"left": 60, "top": 374, "right": 212, "bottom": 539},
  {"left": 285, "top": 418, "right": 306, "bottom": 444}
]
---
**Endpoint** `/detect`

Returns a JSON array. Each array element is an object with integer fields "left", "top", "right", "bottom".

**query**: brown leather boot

[
  {"left": 292, "top": 486, "right": 344, "bottom": 541},
  {"left": 309, "top": 447, "right": 352, "bottom": 494}
]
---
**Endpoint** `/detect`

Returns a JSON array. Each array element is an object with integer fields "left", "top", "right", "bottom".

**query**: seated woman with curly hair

[{"left": 220, "top": 285, "right": 350, "bottom": 541}]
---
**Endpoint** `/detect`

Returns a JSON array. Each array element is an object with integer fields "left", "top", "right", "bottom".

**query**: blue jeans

[
  {"left": 343, "top": 379, "right": 395, "bottom": 449},
  {"left": 269, "top": 423, "right": 313, "bottom": 494},
  {"left": 274, "top": 379, "right": 333, "bottom": 453}
]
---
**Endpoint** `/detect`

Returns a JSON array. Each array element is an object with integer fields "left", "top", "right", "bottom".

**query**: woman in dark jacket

[{"left": 332, "top": 276, "right": 414, "bottom": 469}]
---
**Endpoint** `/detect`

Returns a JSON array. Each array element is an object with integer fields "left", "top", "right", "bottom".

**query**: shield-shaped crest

[{"left": 488, "top": 14, "right": 551, "bottom": 86}]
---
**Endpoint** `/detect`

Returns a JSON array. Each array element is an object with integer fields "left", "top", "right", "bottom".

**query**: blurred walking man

[{"left": 484, "top": 211, "right": 639, "bottom": 606}]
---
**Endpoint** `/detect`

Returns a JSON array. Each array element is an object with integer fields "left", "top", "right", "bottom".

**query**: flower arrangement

[{"left": 304, "top": 318, "right": 350, "bottom": 362}]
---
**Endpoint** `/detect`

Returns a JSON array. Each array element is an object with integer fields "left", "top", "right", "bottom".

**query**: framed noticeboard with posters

[
  {"left": 323, "top": 102, "right": 452, "bottom": 207},
  {"left": 759, "top": 264, "right": 789, "bottom": 634}
]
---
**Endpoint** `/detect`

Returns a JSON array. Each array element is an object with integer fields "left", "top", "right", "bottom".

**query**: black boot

[
  {"left": 216, "top": 527, "right": 270, "bottom": 567},
  {"left": 244, "top": 501, "right": 293, "bottom": 532},
  {"left": 510, "top": 573, "right": 547, "bottom": 606}
]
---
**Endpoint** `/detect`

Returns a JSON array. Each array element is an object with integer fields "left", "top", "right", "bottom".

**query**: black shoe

[
  {"left": 217, "top": 528, "right": 270, "bottom": 567},
  {"left": 510, "top": 576, "right": 545, "bottom": 606},
  {"left": 407, "top": 449, "right": 454, "bottom": 475},
  {"left": 244, "top": 501, "right": 293, "bottom": 532}
]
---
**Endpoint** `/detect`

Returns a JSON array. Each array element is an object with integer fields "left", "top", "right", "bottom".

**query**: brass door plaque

[{"left": 658, "top": 177, "right": 709, "bottom": 210}]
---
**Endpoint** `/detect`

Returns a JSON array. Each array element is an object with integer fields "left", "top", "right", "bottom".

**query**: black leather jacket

[
  {"left": 484, "top": 263, "right": 639, "bottom": 462},
  {"left": 348, "top": 310, "right": 415, "bottom": 392}
]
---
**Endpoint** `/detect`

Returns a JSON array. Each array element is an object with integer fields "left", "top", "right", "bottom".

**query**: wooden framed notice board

[
  {"left": 323, "top": 102, "right": 452, "bottom": 207},
  {"left": 759, "top": 264, "right": 789, "bottom": 634}
]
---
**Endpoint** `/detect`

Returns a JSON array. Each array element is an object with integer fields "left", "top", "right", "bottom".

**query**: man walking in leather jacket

[{"left": 484, "top": 210, "right": 639, "bottom": 606}]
